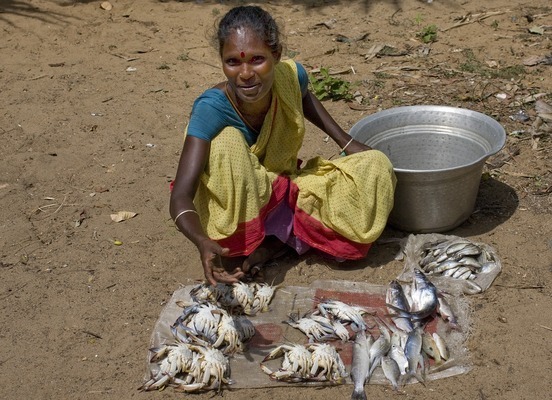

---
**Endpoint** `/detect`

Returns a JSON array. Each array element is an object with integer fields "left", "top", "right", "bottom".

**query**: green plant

[
  {"left": 212, "top": 8, "right": 220, "bottom": 17},
  {"left": 308, "top": 67, "right": 354, "bottom": 102},
  {"left": 157, "top": 63, "right": 170, "bottom": 70},
  {"left": 417, "top": 24, "right": 438, "bottom": 43},
  {"left": 414, "top": 14, "right": 424, "bottom": 26},
  {"left": 177, "top": 52, "right": 189, "bottom": 61},
  {"left": 460, "top": 49, "right": 525, "bottom": 79}
]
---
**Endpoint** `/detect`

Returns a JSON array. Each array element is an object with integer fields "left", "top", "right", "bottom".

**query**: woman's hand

[
  {"left": 343, "top": 139, "right": 372, "bottom": 156},
  {"left": 198, "top": 238, "right": 244, "bottom": 286}
]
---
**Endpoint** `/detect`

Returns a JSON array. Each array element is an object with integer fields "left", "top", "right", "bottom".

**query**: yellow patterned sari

[{"left": 191, "top": 60, "right": 396, "bottom": 259}]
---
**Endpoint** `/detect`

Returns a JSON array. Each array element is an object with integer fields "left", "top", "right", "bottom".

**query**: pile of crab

[
  {"left": 139, "top": 281, "right": 278, "bottom": 393},
  {"left": 260, "top": 299, "right": 373, "bottom": 384}
]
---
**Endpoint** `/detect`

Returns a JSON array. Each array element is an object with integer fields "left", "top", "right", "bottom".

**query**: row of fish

[
  {"left": 417, "top": 237, "right": 499, "bottom": 281},
  {"left": 350, "top": 323, "right": 450, "bottom": 399},
  {"left": 348, "top": 269, "right": 457, "bottom": 398}
]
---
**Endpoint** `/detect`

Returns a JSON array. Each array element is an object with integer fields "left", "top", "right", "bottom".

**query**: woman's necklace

[{"left": 224, "top": 82, "right": 266, "bottom": 134}]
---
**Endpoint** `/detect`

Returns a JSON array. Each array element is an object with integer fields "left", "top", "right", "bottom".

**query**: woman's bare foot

[{"left": 242, "top": 236, "right": 287, "bottom": 279}]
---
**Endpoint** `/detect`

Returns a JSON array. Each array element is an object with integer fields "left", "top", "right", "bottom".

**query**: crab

[
  {"left": 139, "top": 343, "right": 198, "bottom": 391},
  {"left": 212, "top": 312, "right": 244, "bottom": 355},
  {"left": 177, "top": 303, "right": 222, "bottom": 343},
  {"left": 250, "top": 282, "right": 279, "bottom": 314},
  {"left": 233, "top": 315, "right": 256, "bottom": 342},
  {"left": 231, "top": 281, "right": 255, "bottom": 315},
  {"left": 189, "top": 282, "right": 226, "bottom": 304},
  {"left": 308, "top": 343, "right": 348, "bottom": 383},
  {"left": 315, "top": 300, "right": 373, "bottom": 331},
  {"left": 285, "top": 313, "right": 336, "bottom": 342},
  {"left": 188, "top": 345, "right": 233, "bottom": 393},
  {"left": 260, "top": 344, "right": 313, "bottom": 382}
]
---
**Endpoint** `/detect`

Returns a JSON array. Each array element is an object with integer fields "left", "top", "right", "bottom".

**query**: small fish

[
  {"left": 422, "top": 331, "right": 442, "bottom": 364},
  {"left": 350, "top": 330, "right": 371, "bottom": 400},
  {"left": 389, "top": 344, "right": 409, "bottom": 375},
  {"left": 368, "top": 324, "right": 391, "bottom": 377},
  {"left": 451, "top": 243, "right": 482, "bottom": 260},
  {"left": 430, "top": 259, "right": 462, "bottom": 274},
  {"left": 445, "top": 240, "right": 475, "bottom": 256},
  {"left": 432, "top": 332, "right": 449, "bottom": 360},
  {"left": 404, "top": 327, "right": 425, "bottom": 384},
  {"left": 381, "top": 356, "right": 401, "bottom": 391},
  {"left": 452, "top": 266, "right": 472, "bottom": 279},
  {"left": 437, "top": 295, "right": 459, "bottom": 329}
]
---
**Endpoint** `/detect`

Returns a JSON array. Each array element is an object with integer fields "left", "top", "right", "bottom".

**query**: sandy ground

[{"left": 1, "top": 0, "right": 551, "bottom": 399}]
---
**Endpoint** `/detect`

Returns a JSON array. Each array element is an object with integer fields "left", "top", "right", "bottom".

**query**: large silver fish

[
  {"left": 386, "top": 280, "right": 414, "bottom": 332},
  {"left": 350, "top": 330, "right": 371, "bottom": 400},
  {"left": 389, "top": 269, "right": 438, "bottom": 322}
]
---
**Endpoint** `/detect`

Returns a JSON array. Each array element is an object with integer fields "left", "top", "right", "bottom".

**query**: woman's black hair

[{"left": 216, "top": 6, "right": 282, "bottom": 57}]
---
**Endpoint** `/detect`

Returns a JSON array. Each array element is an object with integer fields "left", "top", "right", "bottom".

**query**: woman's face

[{"left": 221, "top": 27, "right": 280, "bottom": 105}]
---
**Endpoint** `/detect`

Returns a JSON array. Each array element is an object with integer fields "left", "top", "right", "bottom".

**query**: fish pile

[
  {"left": 350, "top": 269, "right": 455, "bottom": 398},
  {"left": 141, "top": 281, "right": 279, "bottom": 392},
  {"left": 260, "top": 342, "right": 348, "bottom": 384},
  {"left": 350, "top": 324, "right": 449, "bottom": 399},
  {"left": 417, "top": 238, "right": 499, "bottom": 281}
]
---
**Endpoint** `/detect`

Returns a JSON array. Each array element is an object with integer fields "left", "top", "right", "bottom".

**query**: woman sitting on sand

[{"left": 170, "top": 5, "right": 396, "bottom": 285}]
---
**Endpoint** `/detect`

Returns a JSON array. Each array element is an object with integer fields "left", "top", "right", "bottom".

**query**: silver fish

[
  {"left": 452, "top": 266, "right": 472, "bottom": 279},
  {"left": 432, "top": 332, "right": 449, "bottom": 360},
  {"left": 451, "top": 243, "right": 482, "bottom": 260},
  {"left": 381, "top": 356, "right": 401, "bottom": 390},
  {"left": 386, "top": 280, "right": 414, "bottom": 333},
  {"left": 409, "top": 269, "right": 439, "bottom": 319},
  {"left": 430, "top": 259, "right": 462, "bottom": 274},
  {"left": 445, "top": 240, "right": 476, "bottom": 256},
  {"left": 389, "top": 343, "right": 408, "bottom": 375},
  {"left": 350, "top": 330, "right": 371, "bottom": 400},
  {"left": 404, "top": 327, "right": 425, "bottom": 384},
  {"left": 437, "top": 295, "right": 459, "bottom": 329},
  {"left": 368, "top": 324, "right": 391, "bottom": 377},
  {"left": 390, "top": 269, "right": 438, "bottom": 321}
]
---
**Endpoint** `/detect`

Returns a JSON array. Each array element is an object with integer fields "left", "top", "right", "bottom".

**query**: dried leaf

[
  {"left": 110, "top": 211, "right": 137, "bottom": 223},
  {"left": 528, "top": 26, "right": 544, "bottom": 35},
  {"left": 523, "top": 55, "right": 546, "bottom": 66},
  {"left": 535, "top": 100, "right": 552, "bottom": 122}
]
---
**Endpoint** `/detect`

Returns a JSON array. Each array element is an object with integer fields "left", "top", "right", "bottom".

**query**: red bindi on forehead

[{"left": 240, "top": 51, "right": 245, "bottom": 58}]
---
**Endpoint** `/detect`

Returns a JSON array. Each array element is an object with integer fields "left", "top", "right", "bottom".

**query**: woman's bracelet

[
  {"left": 340, "top": 138, "right": 355, "bottom": 154},
  {"left": 173, "top": 209, "right": 199, "bottom": 229}
]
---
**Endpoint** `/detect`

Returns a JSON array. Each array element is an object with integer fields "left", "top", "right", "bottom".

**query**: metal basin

[{"left": 349, "top": 105, "right": 506, "bottom": 232}]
